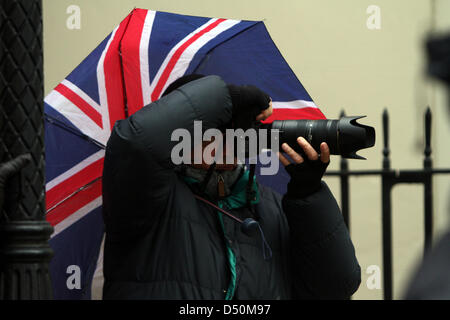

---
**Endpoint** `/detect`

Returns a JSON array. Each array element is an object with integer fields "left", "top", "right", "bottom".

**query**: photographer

[{"left": 101, "top": 75, "right": 361, "bottom": 299}]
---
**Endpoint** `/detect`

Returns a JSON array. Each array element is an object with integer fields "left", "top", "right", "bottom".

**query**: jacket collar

[{"left": 181, "top": 167, "right": 259, "bottom": 209}]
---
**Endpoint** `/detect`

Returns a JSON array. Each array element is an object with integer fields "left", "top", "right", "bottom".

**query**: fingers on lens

[
  {"left": 297, "top": 137, "right": 318, "bottom": 161},
  {"left": 277, "top": 151, "right": 290, "bottom": 166},
  {"left": 320, "top": 142, "right": 330, "bottom": 163},
  {"left": 282, "top": 143, "right": 304, "bottom": 164}
]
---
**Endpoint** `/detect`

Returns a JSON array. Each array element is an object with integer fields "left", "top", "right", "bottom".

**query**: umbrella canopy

[{"left": 43, "top": 8, "right": 325, "bottom": 299}]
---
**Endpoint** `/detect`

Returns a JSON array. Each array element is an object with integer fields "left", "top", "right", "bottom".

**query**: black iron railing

[{"left": 325, "top": 107, "right": 450, "bottom": 300}]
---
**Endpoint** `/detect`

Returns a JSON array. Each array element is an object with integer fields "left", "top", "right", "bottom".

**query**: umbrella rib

[
  {"left": 45, "top": 114, "right": 106, "bottom": 149},
  {"left": 46, "top": 176, "right": 102, "bottom": 215}
]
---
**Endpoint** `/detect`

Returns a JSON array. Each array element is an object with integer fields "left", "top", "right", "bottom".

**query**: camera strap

[{"left": 193, "top": 194, "right": 272, "bottom": 261}]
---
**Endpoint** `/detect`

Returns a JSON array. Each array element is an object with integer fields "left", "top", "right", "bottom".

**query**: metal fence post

[
  {"left": 0, "top": 0, "right": 53, "bottom": 299},
  {"left": 381, "top": 109, "right": 393, "bottom": 300},
  {"left": 325, "top": 107, "right": 450, "bottom": 300},
  {"left": 423, "top": 107, "right": 433, "bottom": 253},
  {"left": 339, "top": 110, "right": 350, "bottom": 229}
]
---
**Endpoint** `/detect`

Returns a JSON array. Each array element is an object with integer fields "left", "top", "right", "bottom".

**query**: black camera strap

[{"left": 193, "top": 194, "right": 272, "bottom": 261}]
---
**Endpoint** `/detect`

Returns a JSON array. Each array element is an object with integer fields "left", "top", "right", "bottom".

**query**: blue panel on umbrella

[
  {"left": 44, "top": 104, "right": 102, "bottom": 184},
  {"left": 194, "top": 22, "right": 314, "bottom": 103},
  {"left": 49, "top": 206, "right": 104, "bottom": 300},
  {"left": 184, "top": 20, "right": 257, "bottom": 75},
  {"left": 148, "top": 11, "right": 211, "bottom": 83},
  {"left": 65, "top": 33, "right": 112, "bottom": 106}
]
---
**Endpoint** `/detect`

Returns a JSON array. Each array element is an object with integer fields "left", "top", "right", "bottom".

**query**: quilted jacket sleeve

[
  {"left": 282, "top": 181, "right": 361, "bottom": 299},
  {"left": 102, "top": 76, "right": 233, "bottom": 238}
]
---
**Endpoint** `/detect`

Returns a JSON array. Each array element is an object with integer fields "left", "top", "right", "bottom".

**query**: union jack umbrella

[{"left": 44, "top": 8, "right": 326, "bottom": 299}]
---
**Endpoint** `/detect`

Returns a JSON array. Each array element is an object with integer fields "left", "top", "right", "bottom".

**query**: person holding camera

[{"left": 101, "top": 74, "right": 361, "bottom": 299}]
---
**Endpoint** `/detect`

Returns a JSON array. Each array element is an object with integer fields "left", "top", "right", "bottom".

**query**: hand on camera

[
  {"left": 227, "top": 84, "right": 272, "bottom": 130},
  {"left": 278, "top": 137, "right": 330, "bottom": 199}
]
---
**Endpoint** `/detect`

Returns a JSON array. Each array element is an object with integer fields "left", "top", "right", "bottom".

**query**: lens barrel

[{"left": 261, "top": 116, "right": 375, "bottom": 159}]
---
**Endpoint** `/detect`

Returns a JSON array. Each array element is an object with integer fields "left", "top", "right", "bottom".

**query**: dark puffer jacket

[{"left": 102, "top": 75, "right": 361, "bottom": 299}]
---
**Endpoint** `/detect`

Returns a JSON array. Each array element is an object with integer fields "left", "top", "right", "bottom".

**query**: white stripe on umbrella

[
  {"left": 61, "top": 79, "right": 102, "bottom": 113},
  {"left": 44, "top": 90, "right": 105, "bottom": 142},
  {"left": 97, "top": 26, "right": 119, "bottom": 135},
  {"left": 51, "top": 196, "right": 102, "bottom": 238},
  {"left": 272, "top": 100, "right": 319, "bottom": 109},
  {"left": 45, "top": 150, "right": 105, "bottom": 192},
  {"left": 156, "top": 19, "right": 241, "bottom": 99},
  {"left": 140, "top": 10, "right": 156, "bottom": 107},
  {"left": 148, "top": 18, "right": 240, "bottom": 101}
]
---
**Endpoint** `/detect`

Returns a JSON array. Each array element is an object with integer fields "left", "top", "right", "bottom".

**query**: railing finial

[
  {"left": 382, "top": 108, "right": 390, "bottom": 170},
  {"left": 424, "top": 107, "right": 432, "bottom": 167}
]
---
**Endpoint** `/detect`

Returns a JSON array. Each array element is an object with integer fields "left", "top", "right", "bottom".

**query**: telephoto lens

[{"left": 260, "top": 116, "right": 376, "bottom": 159}]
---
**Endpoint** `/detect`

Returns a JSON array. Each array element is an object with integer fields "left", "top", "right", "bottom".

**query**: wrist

[{"left": 286, "top": 179, "right": 323, "bottom": 199}]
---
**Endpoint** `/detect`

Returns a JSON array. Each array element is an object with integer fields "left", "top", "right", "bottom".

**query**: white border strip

[
  {"left": 46, "top": 150, "right": 105, "bottom": 192},
  {"left": 148, "top": 18, "right": 218, "bottom": 96},
  {"left": 272, "top": 100, "right": 318, "bottom": 109},
  {"left": 91, "top": 233, "right": 105, "bottom": 300},
  {"left": 51, "top": 196, "right": 102, "bottom": 238},
  {"left": 149, "top": 18, "right": 240, "bottom": 100},
  {"left": 61, "top": 79, "right": 102, "bottom": 113},
  {"left": 140, "top": 10, "right": 156, "bottom": 106},
  {"left": 97, "top": 27, "right": 119, "bottom": 138},
  {"left": 159, "top": 19, "right": 240, "bottom": 98},
  {"left": 44, "top": 90, "right": 104, "bottom": 139}
]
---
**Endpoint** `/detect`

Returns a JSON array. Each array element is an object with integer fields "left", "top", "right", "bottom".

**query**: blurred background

[{"left": 42, "top": 0, "right": 450, "bottom": 299}]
